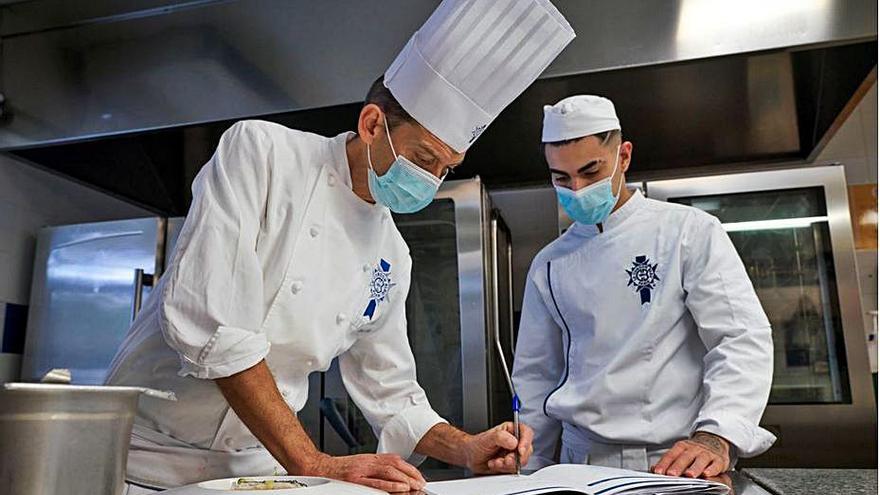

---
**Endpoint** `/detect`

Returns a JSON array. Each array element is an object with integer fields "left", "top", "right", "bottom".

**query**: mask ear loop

[
  {"left": 611, "top": 144, "right": 624, "bottom": 199},
  {"left": 366, "top": 113, "right": 395, "bottom": 176},
  {"left": 383, "top": 114, "right": 399, "bottom": 158}
]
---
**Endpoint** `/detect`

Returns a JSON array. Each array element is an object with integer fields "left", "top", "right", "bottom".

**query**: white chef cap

[
  {"left": 385, "top": 0, "right": 576, "bottom": 153},
  {"left": 542, "top": 95, "right": 620, "bottom": 143}
]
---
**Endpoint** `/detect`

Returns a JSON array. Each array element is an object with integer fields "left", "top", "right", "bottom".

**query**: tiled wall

[
  {"left": 0, "top": 153, "right": 151, "bottom": 381},
  {"left": 816, "top": 83, "right": 878, "bottom": 186},
  {"left": 815, "top": 81, "right": 878, "bottom": 373}
]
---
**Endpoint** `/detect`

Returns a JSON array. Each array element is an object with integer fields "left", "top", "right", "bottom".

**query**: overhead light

[
  {"left": 675, "top": 0, "right": 832, "bottom": 56},
  {"left": 722, "top": 216, "right": 828, "bottom": 232}
]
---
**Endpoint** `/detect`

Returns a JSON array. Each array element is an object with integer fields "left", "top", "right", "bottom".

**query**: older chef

[
  {"left": 106, "top": 1, "right": 575, "bottom": 493},
  {"left": 512, "top": 95, "right": 776, "bottom": 478}
]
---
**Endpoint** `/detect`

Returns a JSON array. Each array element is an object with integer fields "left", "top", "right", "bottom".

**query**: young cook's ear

[{"left": 619, "top": 142, "right": 633, "bottom": 173}]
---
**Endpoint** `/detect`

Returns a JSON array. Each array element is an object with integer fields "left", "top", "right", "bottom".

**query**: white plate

[{"left": 161, "top": 476, "right": 384, "bottom": 495}]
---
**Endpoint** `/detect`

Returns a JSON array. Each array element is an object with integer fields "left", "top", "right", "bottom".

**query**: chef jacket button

[
  {"left": 306, "top": 360, "right": 314, "bottom": 367},
  {"left": 224, "top": 437, "right": 234, "bottom": 448},
  {"left": 309, "top": 226, "right": 320, "bottom": 238},
  {"left": 281, "top": 388, "right": 290, "bottom": 398},
  {"left": 328, "top": 175, "right": 336, "bottom": 187},
  {"left": 336, "top": 313, "right": 347, "bottom": 325},
  {"left": 291, "top": 281, "right": 304, "bottom": 294}
]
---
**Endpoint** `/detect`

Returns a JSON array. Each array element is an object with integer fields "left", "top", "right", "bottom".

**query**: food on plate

[{"left": 231, "top": 478, "right": 308, "bottom": 490}]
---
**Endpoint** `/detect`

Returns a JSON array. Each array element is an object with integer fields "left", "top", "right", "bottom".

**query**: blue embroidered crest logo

[
  {"left": 363, "top": 259, "right": 395, "bottom": 320},
  {"left": 626, "top": 255, "right": 660, "bottom": 305}
]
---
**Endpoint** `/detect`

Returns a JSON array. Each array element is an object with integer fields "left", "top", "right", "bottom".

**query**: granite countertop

[{"left": 742, "top": 468, "right": 878, "bottom": 495}]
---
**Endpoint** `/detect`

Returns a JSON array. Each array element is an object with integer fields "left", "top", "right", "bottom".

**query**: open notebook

[
  {"left": 424, "top": 464, "right": 730, "bottom": 495},
  {"left": 163, "top": 466, "right": 729, "bottom": 494}
]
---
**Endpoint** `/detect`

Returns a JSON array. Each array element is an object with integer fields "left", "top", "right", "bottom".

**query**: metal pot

[{"left": 0, "top": 376, "right": 174, "bottom": 495}]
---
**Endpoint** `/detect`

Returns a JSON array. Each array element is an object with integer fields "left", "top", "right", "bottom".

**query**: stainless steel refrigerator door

[
  {"left": 309, "top": 178, "right": 494, "bottom": 468},
  {"left": 646, "top": 165, "right": 876, "bottom": 467},
  {"left": 21, "top": 217, "right": 162, "bottom": 384}
]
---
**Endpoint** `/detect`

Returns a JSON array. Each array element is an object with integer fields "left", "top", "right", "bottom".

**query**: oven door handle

[{"left": 131, "top": 268, "right": 155, "bottom": 322}]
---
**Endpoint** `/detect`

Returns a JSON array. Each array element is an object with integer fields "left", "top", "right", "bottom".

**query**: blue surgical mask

[
  {"left": 555, "top": 145, "right": 623, "bottom": 225},
  {"left": 367, "top": 117, "right": 443, "bottom": 214}
]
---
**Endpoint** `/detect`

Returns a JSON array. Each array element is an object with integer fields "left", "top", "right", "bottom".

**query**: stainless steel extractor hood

[{"left": 1, "top": 0, "right": 876, "bottom": 214}]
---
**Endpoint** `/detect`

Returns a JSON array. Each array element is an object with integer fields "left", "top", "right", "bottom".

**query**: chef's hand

[
  {"left": 465, "top": 422, "right": 534, "bottom": 474},
  {"left": 306, "top": 453, "right": 426, "bottom": 493},
  {"left": 651, "top": 432, "right": 731, "bottom": 478}
]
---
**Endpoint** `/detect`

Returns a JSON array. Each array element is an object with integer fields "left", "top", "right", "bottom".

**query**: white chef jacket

[
  {"left": 106, "top": 121, "right": 445, "bottom": 488},
  {"left": 512, "top": 189, "right": 776, "bottom": 470}
]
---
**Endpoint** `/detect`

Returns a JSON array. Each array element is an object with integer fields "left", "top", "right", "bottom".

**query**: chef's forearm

[
  {"left": 413, "top": 423, "right": 472, "bottom": 467},
  {"left": 215, "top": 359, "right": 322, "bottom": 474}
]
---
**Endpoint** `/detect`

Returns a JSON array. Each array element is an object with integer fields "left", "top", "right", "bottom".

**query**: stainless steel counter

[{"left": 742, "top": 468, "right": 878, "bottom": 495}]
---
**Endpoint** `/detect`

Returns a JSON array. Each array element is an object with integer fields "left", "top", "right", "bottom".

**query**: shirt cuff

[
  {"left": 694, "top": 411, "right": 777, "bottom": 458},
  {"left": 175, "top": 325, "right": 270, "bottom": 379},
  {"left": 376, "top": 404, "right": 447, "bottom": 466}
]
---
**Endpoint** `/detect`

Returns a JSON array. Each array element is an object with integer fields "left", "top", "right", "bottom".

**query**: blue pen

[{"left": 513, "top": 393, "right": 521, "bottom": 475}]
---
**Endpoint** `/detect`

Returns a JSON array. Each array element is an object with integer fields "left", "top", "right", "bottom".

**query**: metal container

[{"left": 0, "top": 381, "right": 174, "bottom": 495}]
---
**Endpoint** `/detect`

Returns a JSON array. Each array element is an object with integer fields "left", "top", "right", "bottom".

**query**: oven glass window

[{"left": 673, "top": 187, "right": 851, "bottom": 404}]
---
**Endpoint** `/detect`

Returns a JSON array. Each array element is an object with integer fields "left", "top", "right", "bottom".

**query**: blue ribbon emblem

[
  {"left": 363, "top": 259, "right": 395, "bottom": 320},
  {"left": 626, "top": 255, "right": 660, "bottom": 305}
]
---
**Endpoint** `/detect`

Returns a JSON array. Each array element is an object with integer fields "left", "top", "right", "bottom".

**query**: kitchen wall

[
  {"left": 0, "top": 154, "right": 151, "bottom": 381},
  {"left": 814, "top": 81, "right": 878, "bottom": 376},
  {"left": 819, "top": 83, "right": 879, "bottom": 185}
]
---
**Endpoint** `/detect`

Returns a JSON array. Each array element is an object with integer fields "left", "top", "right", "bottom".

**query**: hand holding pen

[{"left": 465, "top": 419, "right": 534, "bottom": 474}]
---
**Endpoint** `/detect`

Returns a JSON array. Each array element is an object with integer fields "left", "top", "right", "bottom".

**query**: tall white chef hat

[
  {"left": 542, "top": 95, "right": 620, "bottom": 143},
  {"left": 384, "top": 0, "right": 576, "bottom": 153}
]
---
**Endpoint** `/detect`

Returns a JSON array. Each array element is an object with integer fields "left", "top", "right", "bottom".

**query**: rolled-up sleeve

[
  {"left": 338, "top": 255, "right": 446, "bottom": 465},
  {"left": 512, "top": 264, "right": 565, "bottom": 469},
  {"left": 158, "top": 121, "right": 271, "bottom": 380},
  {"left": 682, "top": 213, "right": 777, "bottom": 458}
]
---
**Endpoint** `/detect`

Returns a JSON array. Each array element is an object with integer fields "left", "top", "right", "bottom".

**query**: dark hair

[
  {"left": 365, "top": 76, "right": 416, "bottom": 129},
  {"left": 544, "top": 129, "right": 622, "bottom": 148}
]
